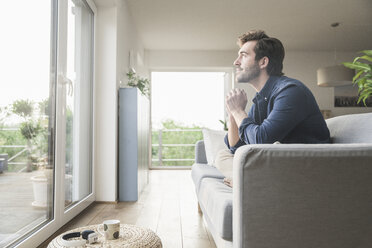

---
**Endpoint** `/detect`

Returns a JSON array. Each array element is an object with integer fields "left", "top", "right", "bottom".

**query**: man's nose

[{"left": 234, "top": 57, "right": 240, "bottom": 66}]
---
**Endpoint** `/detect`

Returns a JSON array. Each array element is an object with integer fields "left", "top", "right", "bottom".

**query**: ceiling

[{"left": 126, "top": 0, "right": 372, "bottom": 52}]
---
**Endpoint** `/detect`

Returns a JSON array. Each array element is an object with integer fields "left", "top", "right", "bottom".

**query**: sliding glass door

[
  {"left": 0, "top": 0, "right": 95, "bottom": 247},
  {"left": 0, "top": 1, "right": 54, "bottom": 247},
  {"left": 63, "top": 0, "right": 94, "bottom": 209}
]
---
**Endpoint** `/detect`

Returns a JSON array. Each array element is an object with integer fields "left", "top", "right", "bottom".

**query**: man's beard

[{"left": 236, "top": 62, "right": 260, "bottom": 83}]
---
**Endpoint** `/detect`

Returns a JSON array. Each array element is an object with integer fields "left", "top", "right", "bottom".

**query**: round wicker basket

[{"left": 47, "top": 224, "right": 162, "bottom": 248}]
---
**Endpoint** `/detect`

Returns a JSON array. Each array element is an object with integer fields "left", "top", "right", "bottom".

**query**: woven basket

[{"left": 48, "top": 224, "right": 162, "bottom": 248}]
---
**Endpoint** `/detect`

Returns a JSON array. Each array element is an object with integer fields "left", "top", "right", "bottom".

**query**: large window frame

[
  {"left": 13, "top": 1, "right": 97, "bottom": 247},
  {"left": 149, "top": 68, "right": 233, "bottom": 169}
]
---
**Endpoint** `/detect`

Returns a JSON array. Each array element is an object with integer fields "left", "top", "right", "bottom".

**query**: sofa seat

[
  {"left": 198, "top": 177, "right": 233, "bottom": 241},
  {"left": 191, "top": 163, "right": 224, "bottom": 193}
]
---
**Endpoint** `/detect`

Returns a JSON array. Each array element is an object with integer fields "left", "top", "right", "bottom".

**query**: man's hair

[{"left": 238, "top": 30, "right": 285, "bottom": 76}]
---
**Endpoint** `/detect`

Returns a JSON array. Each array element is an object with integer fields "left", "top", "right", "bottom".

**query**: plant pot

[
  {"left": 31, "top": 175, "right": 47, "bottom": 208},
  {"left": 31, "top": 173, "right": 73, "bottom": 208}
]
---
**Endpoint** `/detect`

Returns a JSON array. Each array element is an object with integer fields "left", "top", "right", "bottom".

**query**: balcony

[{"left": 152, "top": 129, "right": 203, "bottom": 168}]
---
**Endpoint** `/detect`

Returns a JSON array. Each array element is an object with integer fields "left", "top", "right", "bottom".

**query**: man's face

[{"left": 234, "top": 41, "right": 260, "bottom": 83}]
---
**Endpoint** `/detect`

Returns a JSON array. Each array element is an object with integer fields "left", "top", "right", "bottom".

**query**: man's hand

[
  {"left": 226, "top": 88, "right": 248, "bottom": 114},
  {"left": 226, "top": 88, "right": 248, "bottom": 127}
]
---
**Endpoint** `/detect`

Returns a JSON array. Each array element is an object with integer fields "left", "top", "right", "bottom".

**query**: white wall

[
  {"left": 95, "top": 0, "right": 146, "bottom": 202},
  {"left": 95, "top": 6, "right": 117, "bottom": 202},
  {"left": 147, "top": 50, "right": 236, "bottom": 69},
  {"left": 147, "top": 50, "right": 372, "bottom": 117}
]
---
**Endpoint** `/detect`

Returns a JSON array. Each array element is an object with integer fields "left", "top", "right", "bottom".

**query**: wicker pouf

[{"left": 48, "top": 224, "right": 162, "bottom": 248}]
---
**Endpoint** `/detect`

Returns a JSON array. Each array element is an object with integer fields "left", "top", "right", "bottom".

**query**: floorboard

[{"left": 38, "top": 170, "right": 217, "bottom": 248}]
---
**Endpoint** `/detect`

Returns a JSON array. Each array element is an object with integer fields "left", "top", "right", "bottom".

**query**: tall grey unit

[{"left": 119, "top": 88, "right": 150, "bottom": 201}]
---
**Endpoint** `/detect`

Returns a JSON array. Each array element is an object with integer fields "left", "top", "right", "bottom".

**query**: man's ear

[{"left": 259, "top": 56, "right": 269, "bottom": 69}]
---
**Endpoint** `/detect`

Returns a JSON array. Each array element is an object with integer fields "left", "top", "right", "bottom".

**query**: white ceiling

[{"left": 126, "top": 0, "right": 372, "bottom": 52}]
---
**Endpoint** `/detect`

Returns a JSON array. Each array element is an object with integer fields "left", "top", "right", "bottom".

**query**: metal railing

[
  {"left": 152, "top": 129, "right": 202, "bottom": 166},
  {"left": 0, "top": 127, "right": 28, "bottom": 172}
]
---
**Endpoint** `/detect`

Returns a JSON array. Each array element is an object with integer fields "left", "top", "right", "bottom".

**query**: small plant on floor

[{"left": 343, "top": 50, "right": 372, "bottom": 106}]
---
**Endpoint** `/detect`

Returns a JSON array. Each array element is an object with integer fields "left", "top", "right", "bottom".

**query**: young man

[{"left": 217, "top": 30, "right": 330, "bottom": 187}]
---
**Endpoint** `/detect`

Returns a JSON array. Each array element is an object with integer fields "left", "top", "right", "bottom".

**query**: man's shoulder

[
  {"left": 276, "top": 76, "right": 303, "bottom": 86},
  {"left": 273, "top": 76, "right": 309, "bottom": 94}
]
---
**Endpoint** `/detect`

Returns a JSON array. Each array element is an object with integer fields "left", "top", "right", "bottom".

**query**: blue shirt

[{"left": 225, "top": 76, "right": 330, "bottom": 153}]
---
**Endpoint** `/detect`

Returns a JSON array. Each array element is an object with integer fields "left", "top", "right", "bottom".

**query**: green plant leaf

[
  {"left": 342, "top": 62, "right": 355, "bottom": 69},
  {"left": 343, "top": 51, "right": 372, "bottom": 106},
  {"left": 355, "top": 77, "right": 366, "bottom": 87},
  {"left": 354, "top": 55, "right": 372, "bottom": 64},
  {"left": 353, "top": 70, "right": 364, "bottom": 82},
  {"left": 360, "top": 50, "right": 372, "bottom": 57},
  {"left": 343, "top": 62, "right": 370, "bottom": 71},
  {"left": 126, "top": 70, "right": 150, "bottom": 97},
  {"left": 359, "top": 89, "right": 372, "bottom": 106}
]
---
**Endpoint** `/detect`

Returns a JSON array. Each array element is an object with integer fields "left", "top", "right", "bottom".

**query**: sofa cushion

[
  {"left": 191, "top": 163, "right": 224, "bottom": 193},
  {"left": 198, "top": 177, "right": 233, "bottom": 241},
  {"left": 202, "top": 128, "right": 227, "bottom": 165},
  {"left": 326, "top": 112, "right": 372, "bottom": 143}
]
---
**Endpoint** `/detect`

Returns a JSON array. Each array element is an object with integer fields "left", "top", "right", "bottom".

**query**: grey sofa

[{"left": 191, "top": 112, "right": 372, "bottom": 248}]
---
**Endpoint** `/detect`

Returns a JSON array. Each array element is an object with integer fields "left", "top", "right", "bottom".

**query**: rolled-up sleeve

[{"left": 224, "top": 133, "right": 246, "bottom": 154}]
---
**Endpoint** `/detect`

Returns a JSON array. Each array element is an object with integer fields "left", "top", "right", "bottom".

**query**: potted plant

[
  {"left": 20, "top": 120, "right": 42, "bottom": 172},
  {"left": 12, "top": 100, "right": 43, "bottom": 172},
  {"left": 343, "top": 50, "right": 372, "bottom": 105},
  {"left": 126, "top": 69, "right": 150, "bottom": 97},
  {"left": 11, "top": 99, "right": 50, "bottom": 207}
]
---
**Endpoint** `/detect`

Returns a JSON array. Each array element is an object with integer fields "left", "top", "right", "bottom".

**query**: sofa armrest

[
  {"left": 195, "top": 140, "right": 207, "bottom": 164},
  {"left": 232, "top": 144, "right": 372, "bottom": 248}
]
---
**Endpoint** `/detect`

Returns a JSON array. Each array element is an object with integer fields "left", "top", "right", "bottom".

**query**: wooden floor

[{"left": 38, "top": 170, "right": 217, "bottom": 248}]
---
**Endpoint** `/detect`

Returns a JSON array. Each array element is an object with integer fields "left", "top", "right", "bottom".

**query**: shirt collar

[{"left": 253, "top": 75, "right": 279, "bottom": 102}]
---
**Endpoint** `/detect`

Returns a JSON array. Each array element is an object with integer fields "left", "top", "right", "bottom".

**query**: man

[{"left": 216, "top": 30, "right": 330, "bottom": 187}]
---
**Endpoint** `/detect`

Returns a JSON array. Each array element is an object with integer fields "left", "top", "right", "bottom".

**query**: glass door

[
  {"left": 63, "top": 0, "right": 94, "bottom": 209},
  {"left": 55, "top": 0, "right": 95, "bottom": 225},
  {"left": 0, "top": 0, "right": 96, "bottom": 247},
  {"left": 0, "top": 1, "right": 55, "bottom": 247}
]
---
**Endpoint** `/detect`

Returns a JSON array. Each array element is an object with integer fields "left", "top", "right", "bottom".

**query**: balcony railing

[
  {"left": 152, "top": 129, "right": 202, "bottom": 167},
  {"left": 0, "top": 127, "right": 28, "bottom": 172}
]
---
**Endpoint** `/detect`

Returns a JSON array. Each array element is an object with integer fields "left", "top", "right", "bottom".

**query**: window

[
  {"left": 0, "top": 1, "right": 54, "bottom": 246},
  {"left": 0, "top": 0, "right": 95, "bottom": 247},
  {"left": 151, "top": 71, "right": 227, "bottom": 167}
]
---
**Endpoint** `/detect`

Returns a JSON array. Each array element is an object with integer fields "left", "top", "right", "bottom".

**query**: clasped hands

[{"left": 226, "top": 88, "right": 247, "bottom": 115}]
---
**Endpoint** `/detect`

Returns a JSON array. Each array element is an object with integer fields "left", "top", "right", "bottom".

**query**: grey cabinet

[{"left": 118, "top": 88, "right": 150, "bottom": 201}]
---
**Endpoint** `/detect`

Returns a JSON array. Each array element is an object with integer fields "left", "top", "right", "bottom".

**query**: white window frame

[
  {"left": 15, "top": 0, "right": 97, "bottom": 247},
  {"left": 148, "top": 67, "right": 233, "bottom": 169}
]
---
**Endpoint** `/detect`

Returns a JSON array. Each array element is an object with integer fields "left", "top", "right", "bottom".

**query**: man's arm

[
  {"left": 227, "top": 112, "right": 240, "bottom": 147},
  {"left": 239, "top": 85, "right": 312, "bottom": 144},
  {"left": 225, "top": 88, "right": 249, "bottom": 151}
]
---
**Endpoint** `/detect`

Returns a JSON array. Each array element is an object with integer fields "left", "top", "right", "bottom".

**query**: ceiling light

[
  {"left": 317, "top": 23, "right": 354, "bottom": 87},
  {"left": 317, "top": 65, "right": 354, "bottom": 87}
]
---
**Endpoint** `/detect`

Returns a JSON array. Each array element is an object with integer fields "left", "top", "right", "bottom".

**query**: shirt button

[{"left": 264, "top": 97, "right": 267, "bottom": 101}]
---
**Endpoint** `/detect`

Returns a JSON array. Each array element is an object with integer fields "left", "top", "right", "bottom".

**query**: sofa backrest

[
  {"left": 195, "top": 140, "right": 207, "bottom": 164},
  {"left": 326, "top": 112, "right": 372, "bottom": 143}
]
